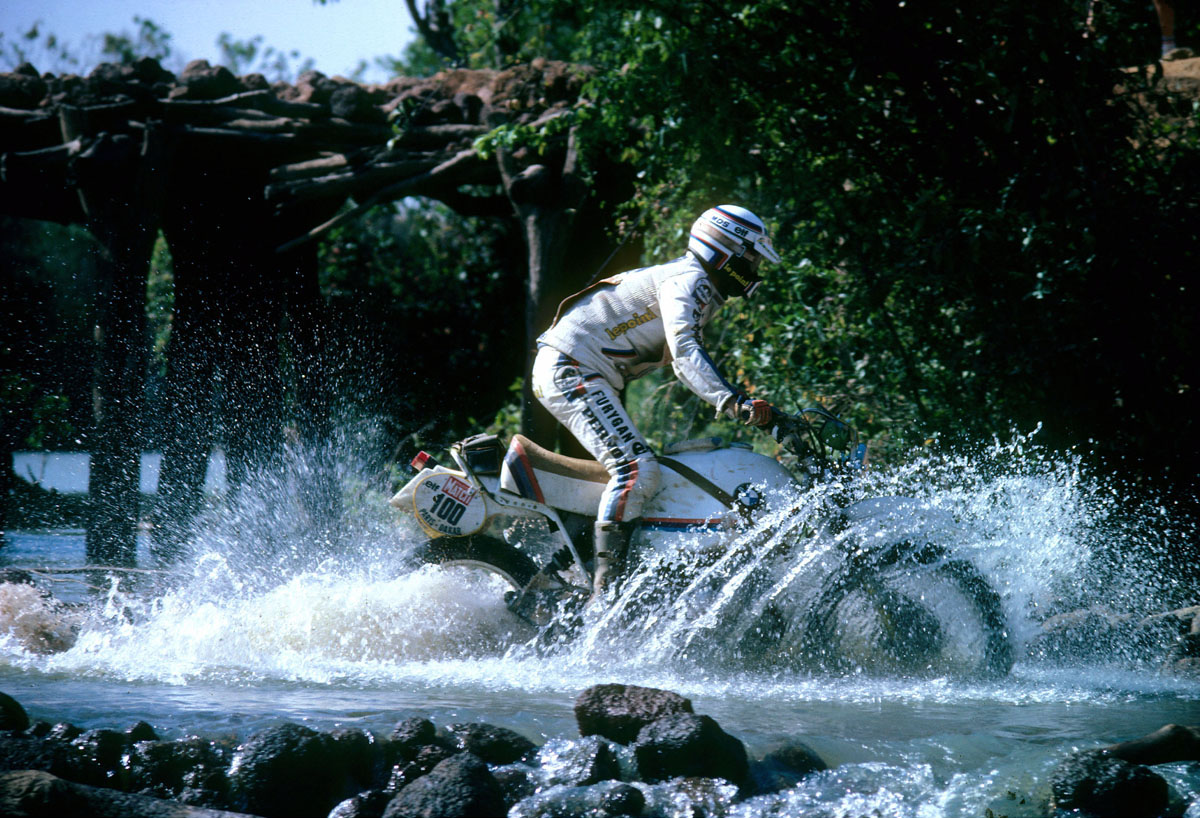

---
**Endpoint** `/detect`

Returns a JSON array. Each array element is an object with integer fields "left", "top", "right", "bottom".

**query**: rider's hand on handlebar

[{"left": 737, "top": 397, "right": 775, "bottom": 428}]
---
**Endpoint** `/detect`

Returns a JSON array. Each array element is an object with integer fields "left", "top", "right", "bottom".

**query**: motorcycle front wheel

[
  {"left": 805, "top": 540, "right": 1013, "bottom": 678},
  {"left": 738, "top": 540, "right": 1013, "bottom": 678}
]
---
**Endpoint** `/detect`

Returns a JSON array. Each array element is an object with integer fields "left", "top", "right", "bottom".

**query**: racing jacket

[{"left": 538, "top": 253, "right": 744, "bottom": 419}]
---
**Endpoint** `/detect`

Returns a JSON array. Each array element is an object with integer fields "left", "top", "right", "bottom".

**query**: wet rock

[
  {"left": 441, "top": 721, "right": 538, "bottom": 764},
  {"left": 0, "top": 569, "right": 37, "bottom": 586},
  {"left": 330, "top": 727, "right": 383, "bottom": 790},
  {"left": 575, "top": 683, "right": 694, "bottom": 745},
  {"left": 72, "top": 728, "right": 130, "bottom": 787},
  {"left": 1029, "top": 604, "right": 1200, "bottom": 667},
  {"left": 128, "top": 721, "right": 160, "bottom": 742},
  {"left": 536, "top": 735, "right": 621, "bottom": 788},
  {"left": 1049, "top": 749, "right": 1170, "bottom": 818},
  {"left": 385, "top": 717, "right": 437, "bottom": 765},
  {"left": 49, "top": 721, "right": 83, "bottom": 741},
  {"left": 491, "top": 763, "right": 536, "bottom": 808},
  {"left": 328, "top": 788, "right": 392, "bottom": 818},
  {"left": 639, "top": 777, "right": 738, "bottom": 818},
  {"left": 0, "top": 768, "right": 252, "bottom": 817},
  {"left": 127, "top": 737, "right": 231, "bottom": 805},
  {"left": 0, "top": 732, "right": 94, "bottom": 781},
  {"left": 0, "top": 769, "right": 90, "bottom": 816},
  {"left": 386, "top": 744, "right": 453, "bottom": 792},
  {"left": 0, "top": 691, "right": 30, "bottom": 731},
  {"left": 508, "top": 779, "right": 645, "bottom": 818},
  {"left": 24, "top": 720, "right": 52, "bottom": 738},
  {"left": 1164, "top": 631, "right": 1200, "bottom": 677},
  {"left": 0, "top": 581, "right": 81, "bottom": 653},
  {"left": 228, "top": 722, "right": 348, "bottom": 818},
  {"left": 633, "top": 713, "right": 749, "bottom": 788},
  {"left": 381, "top": 753, "right": 505, "bottom": 818},
  {"left": 748, "top": 740, "right": 828, "bottom": 794},
  {"left": 1027, "top": 608, "right": 1132, "bottom": 663}
]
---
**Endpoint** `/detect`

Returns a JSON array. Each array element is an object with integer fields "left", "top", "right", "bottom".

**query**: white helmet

[{"left": 688, "top": 205, "right": 780, "bottom": 298}]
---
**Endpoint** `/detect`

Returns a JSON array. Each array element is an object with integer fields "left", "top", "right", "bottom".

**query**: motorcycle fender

[{"left": 391, "top": 467, "right": 489, "bottom": 539}]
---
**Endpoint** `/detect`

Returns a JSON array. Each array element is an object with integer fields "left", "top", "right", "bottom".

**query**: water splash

[{"left": 2, "top": 428, "right": 1193, "bottom": 690}]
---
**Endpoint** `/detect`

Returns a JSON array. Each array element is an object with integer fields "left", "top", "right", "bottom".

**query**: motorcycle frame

[{"left": 442, "top": 441, "right": 592, "bottom": 580}]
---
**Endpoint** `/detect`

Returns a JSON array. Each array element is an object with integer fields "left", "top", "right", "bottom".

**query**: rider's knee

[{"left": 627, "top": 455, "right": 660, "bottom": 515}]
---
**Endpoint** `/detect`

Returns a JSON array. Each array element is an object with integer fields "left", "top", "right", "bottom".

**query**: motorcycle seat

[{"left": 500, "top": 434, "right": 608, "bottom": 515}]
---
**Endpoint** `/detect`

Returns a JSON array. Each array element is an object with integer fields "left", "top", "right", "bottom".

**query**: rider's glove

[{"left": 736, "top": 395, "right": 774, "bottom": 427}]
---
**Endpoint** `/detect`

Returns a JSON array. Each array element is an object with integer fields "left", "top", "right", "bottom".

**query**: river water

[{"left": 2, "top": 437, "right": 1199, "bottom": 817}]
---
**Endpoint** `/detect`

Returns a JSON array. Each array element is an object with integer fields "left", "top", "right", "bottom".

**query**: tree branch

[
  {"left": 276, "top": 148, "right": 483, "bottom": 252},
  {"left": 404, "top": 0, "right": 461, "bottom": 65}
]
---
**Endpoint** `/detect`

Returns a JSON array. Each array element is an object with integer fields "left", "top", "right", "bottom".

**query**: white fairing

[{"left": 637, "top": 440, "right": 799, "bottom": 553}]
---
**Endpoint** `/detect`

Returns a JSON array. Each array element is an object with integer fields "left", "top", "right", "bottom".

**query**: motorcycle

[{"left": 390, "top": 408, "right": 1014, "bottom": 677}]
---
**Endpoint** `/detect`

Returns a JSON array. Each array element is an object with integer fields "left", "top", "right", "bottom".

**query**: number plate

[{"left": 412, "top": 473, "right": 487, "bottom": 538}]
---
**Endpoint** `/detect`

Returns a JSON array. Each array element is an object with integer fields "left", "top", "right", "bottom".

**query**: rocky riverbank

[{"left": 0, "top": 683, "right": 1197, "bottom": 818}]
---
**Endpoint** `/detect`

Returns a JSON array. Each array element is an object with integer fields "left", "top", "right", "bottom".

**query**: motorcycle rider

[{"left": 532, "top": 204, "right": 781, "bottom": 603}]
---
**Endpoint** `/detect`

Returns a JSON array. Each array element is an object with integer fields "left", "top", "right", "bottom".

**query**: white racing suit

[{"left": 532, "top": 253, "right": 747, "bottom": 524}]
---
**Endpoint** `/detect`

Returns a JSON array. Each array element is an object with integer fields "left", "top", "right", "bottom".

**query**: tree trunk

[
  {"left": 279, "top": 210, "right": 343, "bottom": 546},
  {"left": 496, "top": 128, "right": 591, "bottom": 449},
  {"left": 62, "top": 112, "right": 169, "bottom": 567},
  {"left": 154, "top": 195, "right": 223, "bottom": 561}
]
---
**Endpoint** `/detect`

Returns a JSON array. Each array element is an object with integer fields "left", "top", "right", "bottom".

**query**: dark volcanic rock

[
  {"left": 640, "top": 777, "right": 739, "bottom": 818},
  {"left": 0, "top": 733, "right": 96, "bottom": 782},
  {"left": 441, "top": 721, "right": 538, "bottom": 764},
  {"left": 127, "top": 721, "right": 160, "bottom": 743},
  {"left": 536, "top": 735, "right": 621, "bottom": 788},
  {"left": 228, "top": 722, "right": 347, "bottom": 818},
  {"left": 0, "top": 691, "right": 30, "bottom": 731},
  {"left": 575, "top": 683, "right": 694, "bottom": 745},
  {"left": 328, "top": 788, "right": 393, "bottom": 818},
  {"left": 508, "top": 779, "right": 645, "bottom": 818},
  {"left": 386, "top": 717, "right": 438, "bottom": 765},
  {"left": 127, "top": 737, "right": 230, "bottom": 805},
  {"left": 748, "top": 740, "right": 828, "bottom": 795},
  {"left": 381, "top": 753, "right": 505, "bottom": 818},
  {"left": 387, "top": 744, "right": 454, "bottom": 792},
  {"left": 0, "top": 768, "right": 248, "bottom": 817},
  {"left": 330, "top": 727, "right": 383, "bottom": 790},
  {"left": 1049, "top": 749, "right": 1170, "bottom": 818},
  {"left": 491, "top": 763, "right": 536, "bottom": 808},
  {"left": 633, "top": 713, "right": 749, "bottom": 787}
]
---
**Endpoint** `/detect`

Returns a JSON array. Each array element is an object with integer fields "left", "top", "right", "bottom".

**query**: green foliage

[
  {"left": 100, "top": 17, "right": 173, "bottom": 65},
  {"left": 317, "top": 198, "right": 525, "bottom": 452},
  {"left": 146, "top": 232, "right": 174, "bottom": 377},
  {"left": 402, "top": 0, "right": 1197, "bottom": 478},
  {"left": 216, "top": 33, "right": 317, "bottom": 82},
  {"left": 0, "top": 21, "right": 84, "bottom": 72},
  {"left": 0, "top": 218, "right": 98, "bottom": 451},
  {"left": 534, "top": 0, "right": 1195, "bottom": 476}
]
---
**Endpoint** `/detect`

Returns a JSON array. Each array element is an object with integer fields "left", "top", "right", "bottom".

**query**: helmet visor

[{"left": 754, "top": 234, "right": 780, "bottom": 264}]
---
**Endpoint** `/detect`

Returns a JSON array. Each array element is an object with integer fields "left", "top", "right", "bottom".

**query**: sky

[{"left": 1, "top": 0, "right": 416, "bottom": 84}]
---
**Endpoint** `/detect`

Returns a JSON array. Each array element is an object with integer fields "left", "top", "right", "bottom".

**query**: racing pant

[{"left": 531, "top": 346, "right": 660, "bottom": 523}]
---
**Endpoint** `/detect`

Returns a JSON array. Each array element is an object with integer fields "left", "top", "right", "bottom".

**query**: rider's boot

[{"left": 590, "top": 519, "right": 636, "bottom": 604}]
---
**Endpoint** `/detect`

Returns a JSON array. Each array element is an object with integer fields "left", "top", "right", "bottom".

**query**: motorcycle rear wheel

[{"left": 410, "top": 535, "right": 538, "bottom": 593}]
